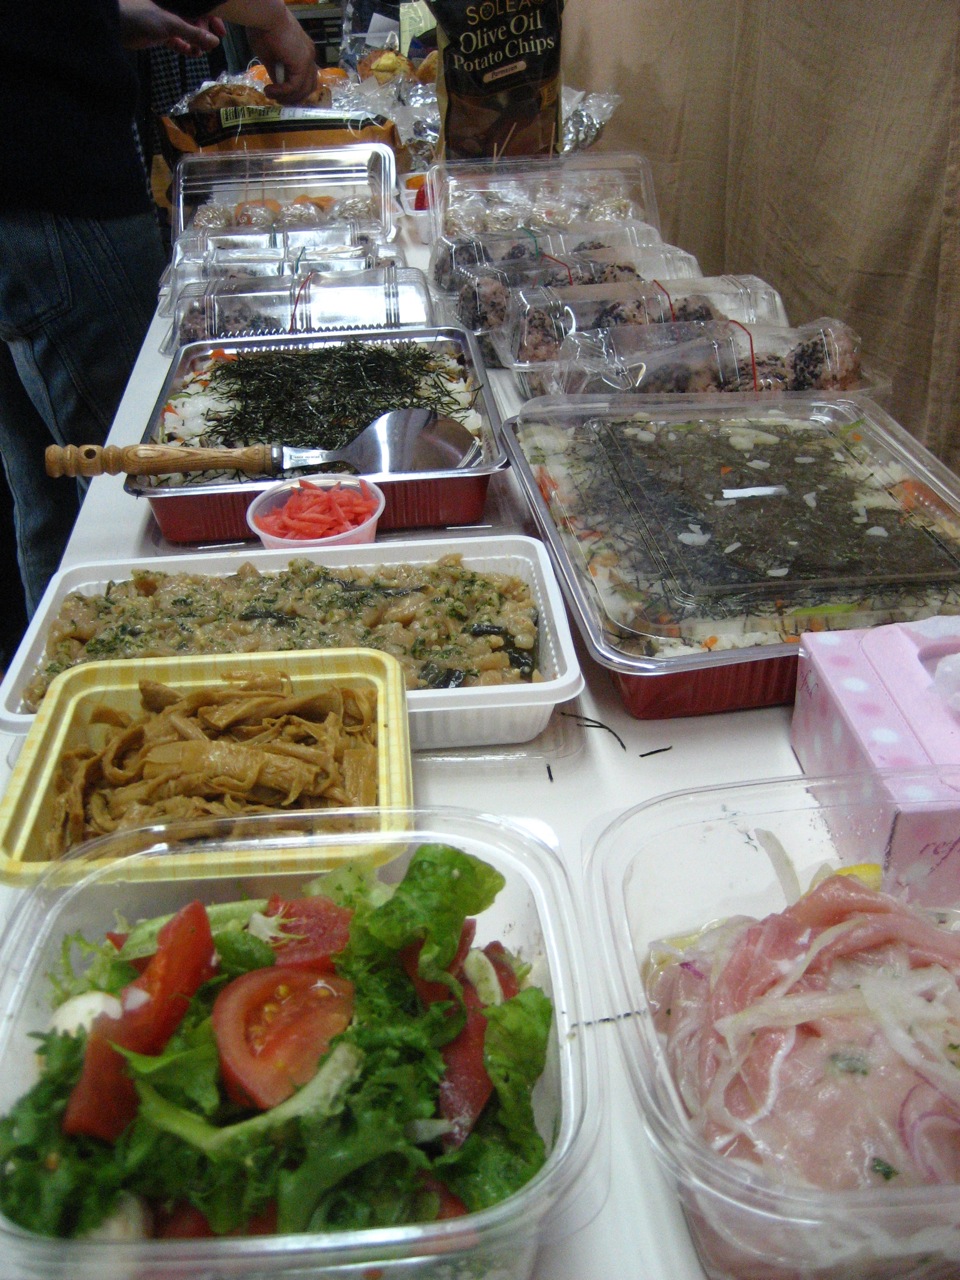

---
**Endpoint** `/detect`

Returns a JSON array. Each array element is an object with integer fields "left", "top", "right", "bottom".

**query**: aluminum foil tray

[{"left": 125, "top": 327, "right": 506, "bottom": 544}]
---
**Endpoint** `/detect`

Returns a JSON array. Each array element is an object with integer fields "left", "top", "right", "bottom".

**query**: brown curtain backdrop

[{"left": 561, "top": 0, "right": 960, "bottom": 468}]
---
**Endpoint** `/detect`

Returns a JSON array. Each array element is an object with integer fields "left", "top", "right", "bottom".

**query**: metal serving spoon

[{"left": 45, "top": 409, "right": 482, "bottom": 480}]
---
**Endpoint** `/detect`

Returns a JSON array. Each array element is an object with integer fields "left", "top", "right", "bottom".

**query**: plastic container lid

[
  {"left": 172, "top": 144, "right": 397, "bottom": 240},
  {"left": 163, "top": 267, "right": 435, "bottom": 354},
  {"left": 498, "top": 393, "right": 960, "bottom": 677},
  {"left": 496, "top": 273, "right": 789, "bottom": 367},
  {"left": 448, "top": 244, "right": 702, "bottom": 340},
  {"left": 425, "top": 151, "right": 660, "bottom": 241},
  {"left": 428, "top": 221, "right": 665, "bottom": 292},
  {"left": 548, "top": 316, "right": 866, "bottom": 396}
]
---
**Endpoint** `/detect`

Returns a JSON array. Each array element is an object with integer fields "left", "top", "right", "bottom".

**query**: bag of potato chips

[{"left": 427, "top": 0, "right": 563, "bottom": 160}]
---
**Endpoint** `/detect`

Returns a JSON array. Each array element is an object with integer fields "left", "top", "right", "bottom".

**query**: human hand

[
  {"left": 244, "top": 11, "right": 318, "bottom": 104},
  {"left": 118, "top": 0, "right": 225, "bottom": 55},
  {"left": 212, "top": 0, "right": 318, "bottom": 103}
]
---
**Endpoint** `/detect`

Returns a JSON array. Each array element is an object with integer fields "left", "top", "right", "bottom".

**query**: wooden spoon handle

[{"left": 45, "top": 443, "right": 277, "bottom": 478}]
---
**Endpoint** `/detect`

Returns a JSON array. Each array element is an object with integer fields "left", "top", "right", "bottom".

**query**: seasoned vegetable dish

[{"left": 23, "top": 556, "right": 542, "bottom": 710}]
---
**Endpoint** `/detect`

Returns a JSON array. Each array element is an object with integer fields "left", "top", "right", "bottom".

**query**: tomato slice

[
  {"left": 419, "top": 1174, "right": 468, "bottom": 1220},
  {"left": 212, "top": 966, "right": 354, "bottom": 1110},
  {"left": 63, "top": 900, "right": 216, "bottom": 1142},
  {"left": 401, "top": 918, "right": 476, "bottom": 1006},
  {"left": 482, "top": 940, "right": 520, "bottom": 999},
  {"left": 156, "top": 1201, "right": 278, "bottom": 1238},
  {"left": 439, "top": 978, "right": 493, "bottom": 1148},
  {"left": 264, "top": 894, "right": 353, "bottom": 973}
]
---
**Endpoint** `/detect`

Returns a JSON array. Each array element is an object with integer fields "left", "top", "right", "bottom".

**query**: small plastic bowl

[{"left": 246, "top": 475, "right": 385, "bottom": 549}]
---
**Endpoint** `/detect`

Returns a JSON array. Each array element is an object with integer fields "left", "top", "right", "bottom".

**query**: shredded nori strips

[{"left": 194, "top": 341, "right": 474, "bottom": 452}]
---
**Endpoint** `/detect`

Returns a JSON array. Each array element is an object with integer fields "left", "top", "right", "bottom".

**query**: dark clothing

[
  {"left": 1, "top": 0, "right": 215, "bottom": 218},
  {"left": 0, "top": 0, "right": 216, "bottom": 617}
]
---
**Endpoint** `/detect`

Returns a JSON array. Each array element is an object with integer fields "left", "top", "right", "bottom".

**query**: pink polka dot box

[{"left": 792, "top": 616, "right": 960, "bottom": 907}]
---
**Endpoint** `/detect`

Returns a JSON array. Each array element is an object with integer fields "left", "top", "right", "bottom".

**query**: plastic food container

[
  {"left": 494, "top": 275, "right": 790, "bottom": 398},
  {"left": 0, "top": 805, "right": 602, "bottom": 1278},
  {"left": 443, "top": 245, "right": 702, "bottom": 369},
  {"left": 246, "top": 475, "right": 385, "bottom": 548},
  {"left": 0, "top": 647, "right": 412, "bottom": 885},
  {"left": 163, "top": 266, "right": 435, "bottom": 354},
  {"left": 498, "top": 394, "right": 960, "bottom": 718},
  {"left": 428, "top": 221, "right": 664, "bottom": 293},
  {"left": 0, "top": 535, "right": 583, "bottom": 749},
  {"left": 587, "top": 770, "right": 960, "bottom": 1280},
  {"left": 543, "top": 316, "right": 868, "bottom": 396},
  {"left": 172, "top": 143, "right": 397, "bottom": 240},
  {"left": 425, "top": 151, "right": 660, "bottom": 241},
  {"left": 125, "top": 328, "right": 505, "bottom": 543}
]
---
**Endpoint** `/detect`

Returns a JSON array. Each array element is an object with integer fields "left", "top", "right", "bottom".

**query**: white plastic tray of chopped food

[
  {"left": 586, "top": 768, "right": 960, "bottom": 1280},
  {"left": 0, "top": 646, "right": 413, "bottom": 885},
  {"left": 0, "top": 534, "right": 583, "bottom": 749},
  {"left": 162, "top": 266, "right": 435, "bottom": 355},
  {"left": 439, "top": 244, "right": 702, "bottom": 371},
  {"left": 493, "top": 274, "right": 790, "bottom": 398},
  {"left": 423, "top": 150, "right": 660, "bottom": 243},
  {"left": 543, "top": 315, "right": 895, "bottom": 406},
  {"left": 498, "top": 393, "right": 960, "bottom": 718},
  {"left": 171, "top": 143, "right": 397, "bottom": 241},
  {"left": 0, "top": 805, "right": 602, "bottom": 1278}
]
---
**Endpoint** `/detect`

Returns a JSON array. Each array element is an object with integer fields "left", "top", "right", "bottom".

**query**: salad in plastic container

[{"left": 0, "top": 806, "right": 601, "bottom": 1279}]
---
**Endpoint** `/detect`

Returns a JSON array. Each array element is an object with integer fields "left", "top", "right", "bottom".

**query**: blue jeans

[{"left": 0, "top": 210, "right": 165, "bottom": 615}]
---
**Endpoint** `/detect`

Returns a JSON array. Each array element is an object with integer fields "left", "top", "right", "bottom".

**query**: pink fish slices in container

[{"left": 588, "top": 769, "right": 960, "bottom": 1280}]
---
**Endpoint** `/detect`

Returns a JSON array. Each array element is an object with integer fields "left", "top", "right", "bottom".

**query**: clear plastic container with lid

[
  {"left": 498, "top": 392, "right": 960, "bottom": 717},
  {"left": 424, "top": 151, "right": 660, "bottom": 242},
  {"left": 163, "top": 266, "right": 436, "bottom": 354},
  {"left": 494, "top": 274, "right": 790, "bottom": 397},
  {"left": 445, "top": 245, "right": 702, "bottom": 369},
  {"left": 172, "top": 143, "right": 397, "bottom": 240},
  {"left": 158, "top": 220, "right": 383, "bottom": 317},
  {"left": 545, "top": 316, "right": 872, "bottom": 396},
  {"left": 429, "top": 221, "right": 665, "bottom": 292},
  {"left": 586, "top": 769, "right": 960, "bottom": 1280},
  {"left": 0, "top": 805, "right": 603, "bottom": 1278}
]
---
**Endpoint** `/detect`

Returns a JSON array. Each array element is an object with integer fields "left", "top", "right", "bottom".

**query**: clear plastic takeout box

[
  {"left": 172, "top": 143, "right": 397, "bottom": 240},
  {"left": 124, "top": 326, "right": 505, "bottom": 542},
  {"left": 163, "top": 267, "right": 435, "bottom": 354},
  {"left": 586, "top": 769, "right": 960, "bottom": 1280},
  {"left": 494, "top": 274, "right": 790, "bottom": 397},
  {"left": 159, "top": 242, "right": 378, "bottom": 320},
  {"left": 425, "top": 151, "right": 661, "bottom": 241},
  {"left": 545, "top": 315, "right": 872, "bottom": 397},
  {"left": 444, "top": 245, "right": 702, "bottom": 369},
  {"left": 498, "top": 393, "right": 960, "bottom": 718},
  {"left": 0, "top": 535, "right": 583, "bottom": 750},
  {"left": 428, "top": 221, "right": 665, "bottom": 293},
  {"left": 0, "top": 647, "right": 413, "bottom": 885},
  {"left": 0, "top": 805, "right": 602, "bottom": 1279}
]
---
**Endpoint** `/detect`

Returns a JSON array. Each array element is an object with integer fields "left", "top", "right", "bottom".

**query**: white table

[{"left": 0, "top": 231, "right": 804, "bottom": 1279}]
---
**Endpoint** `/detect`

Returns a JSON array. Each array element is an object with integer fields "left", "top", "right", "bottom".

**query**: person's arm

[
  {"left": 118, "top": 0, "right": 225, "bottom": 55},
  {"left": 211, "top": 0, "right": 318, "bottom": 103}
]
